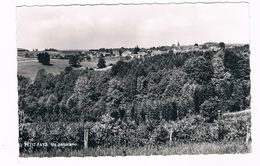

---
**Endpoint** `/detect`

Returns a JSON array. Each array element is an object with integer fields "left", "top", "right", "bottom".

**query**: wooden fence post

[
  {"left": 246, "top": 125, "right": 250, "bottom": 144},
  {"left": 83, "top": 122, "right": 93, "bottom": 151},
  {"left": 84, "top": 127, "right": 89, "bottom": 150},
  {"left": 218, "top": 110, "right": 221, "bottom": 120},
  {"left": 169, "top": 128, "right": 173, "bottom": 147}
]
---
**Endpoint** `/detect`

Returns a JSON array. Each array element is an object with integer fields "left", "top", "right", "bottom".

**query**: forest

[{"left": 18, "top": 44, "right": 251, "bottom": 156}]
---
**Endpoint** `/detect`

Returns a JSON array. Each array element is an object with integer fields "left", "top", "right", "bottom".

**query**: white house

[
  {"left": 151, "top": 50, "right": 162, "bottom": 56},
  {"left": 137, "top": 51, "right": 147, "bottom": 58},
  {"left": 121, "top": 50, "right": 132, "bottom": 57}
]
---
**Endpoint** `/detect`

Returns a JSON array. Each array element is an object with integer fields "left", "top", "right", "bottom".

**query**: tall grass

[{"left": 20, "top": 141, "right": 251, "bottom": 157}]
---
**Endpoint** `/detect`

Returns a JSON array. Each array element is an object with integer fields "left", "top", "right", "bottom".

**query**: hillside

[{"left": 18, "top": 44, "right": 251, "bottom": 156}]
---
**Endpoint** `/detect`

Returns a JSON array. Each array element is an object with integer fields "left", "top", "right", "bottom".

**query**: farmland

[{"left": 17, "top": 56, "right": 120, "bottom": 79}]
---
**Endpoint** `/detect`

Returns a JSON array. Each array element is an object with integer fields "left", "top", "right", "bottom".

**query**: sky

[{"left": 16, "top": 2, "right": 250, "bottom": 50}]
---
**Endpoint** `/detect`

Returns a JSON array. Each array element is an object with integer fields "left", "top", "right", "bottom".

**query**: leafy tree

[
  {"left": 224, "top": 49, "right": 250, "bottom": 80},
  {"left": 37, "top": 53, "right": 43, "bottom": 63},
  {"left": 154, "top": 126, "right": 169, "bottom": 144},
  {"left": 194, "top": 84, "right": 215, "bottom": 113},
  {"left": 66, "top": 94, "right": 78, "bottom": 109},
  {"left": 37, "top": 52, "right": 50, "bottom": 65},
  {"left": 119, "top": 47, "right": 125, "bottom": 56},
  {"left": 42, "top": 52, "right": 50, "bottom": 65},
  {"left": 86, "top": 55, "right": 91, "bottom": 61},
  {"left": 17, "top": 75, "right": 30, "bottom": 92},
  {"left": 133, "top": 45, "right": 140, "bottom": 54},
  {"left": 184, "top": 56, "right": 214, "bottom": 84},
  {"left": 194, "top": 43, "right": 199, "bottom": 47},
  {"left": 119, "top": 49, "right": 122, "bottom": 56},
  {"left": 200, "top": 97, "right": 220, "bottom": 123},
  {"left": 223, "top": 50, "right": 237, "bottom": 71},
  {"left": 161, "top": 102, "right": 177, "bottom": 121},
  {"left": 202, "top": 44, "right": 208, "bottom": 49},
  {"left": 97, "top": 56, "right": 106, "bottom": 68},
  {"left": 34, "top": 68, "right": 47, "bottom": 83},
  {"left": 219, "top": 42, "right": 225, "bottom": 49},
  {"left": 64, "top": 66, "right": 73, "bottom": 73},
  {"left": 69, "top": 54, "right": 81, "bottom": 67},
  {"left": 46, "top": 94, "right": 58, "bottom": 112}
]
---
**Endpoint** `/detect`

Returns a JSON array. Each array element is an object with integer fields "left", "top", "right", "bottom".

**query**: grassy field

[
  {"left": 20, "top": 141, "right": 251, "bottom": 157},
  {"left": 17, "top": 56, "right": 120, "bottom": 79},
  {"left": 18, "top": 58, "right": 69, "bottom": 79}
]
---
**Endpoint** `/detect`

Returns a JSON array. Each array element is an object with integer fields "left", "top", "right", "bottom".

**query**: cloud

[{"left": 16, "top": 3, "right": 249, "bottom": 50}]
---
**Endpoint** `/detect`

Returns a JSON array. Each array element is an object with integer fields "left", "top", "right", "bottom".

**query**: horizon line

[{"left": 17, "top": 42, "right": 249, "bottom": 51}]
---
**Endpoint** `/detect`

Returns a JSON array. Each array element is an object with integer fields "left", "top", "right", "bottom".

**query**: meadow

[{"left": 17, "top": 56, "right": 120, "bottom": 79}]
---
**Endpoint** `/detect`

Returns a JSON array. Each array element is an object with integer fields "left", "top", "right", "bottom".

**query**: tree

[
  {"left": 194, "top": 43, "right": 199, "bottom": 47},
  {"left": 194, "top": 84, "right": 215, "bottom": 113},
  {"left": 97, "top": 56, "right": 106, "bottom": 68},
  {"left": 86, "top": 55, "right": 91, "bottom": 61},
  {"left": 119, "top": 49, "right": 122, "bottom": 56},
  {"left": 69, "top": 54, "right": 81, "bottom": 67},
  {"left": 161, "top": 102, "right": 177, "bottom": 121},
  {"left": 177, "top": 41, "right": 180, "bottom": 47},
  {"left": 45, "top": 94, "right": 58, "bottom": 112},
  {"left": 224, "top": 49, "right": 250, "bottom": 80},
  {"left": 200, "top": 97, "right": 220, "bottom": 123},
  {"left": 133, "top": 45, "right": 140, "bottom": 54},
  {"left": 219, "top": 42, "right": 225, "bottom": 49},
  {"left": 37, "top": 53, "right": 43, "bottom": 63},
  {"left": 42, "top": 52, "right": 50, "bottom": 65},
  {"left": 37, "top": 52, "right": 50, "bottom": 65},
  {"left": 184, "top": 56, "right": 214, "bottom": 84},
  {"left": 66, "top": 94, "right": 78, "bottom": 109},
  {"left": 64, "top": 66, "right": 73, "bottom": 73},
  {"left": 119, "top": 47, "right": 125, "bottom": 56},
  {"left": 35, "top": 68, "right": 47, "bottom": 83},
  {"left": 202, "top": 44, "right": 208, "bottom": 49}
]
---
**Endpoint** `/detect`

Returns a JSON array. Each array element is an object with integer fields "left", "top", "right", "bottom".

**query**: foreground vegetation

[
  {"left": 18, "top": 44, "right": 251, "bottom": 156},
  {"left": 20, "top": 141, "right": 251, "bottom": 157},
  {"left": 19, "top": 110, "right": 251, "bottom": 156}
]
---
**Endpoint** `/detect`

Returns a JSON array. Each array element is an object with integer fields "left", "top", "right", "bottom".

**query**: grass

[
  {"left": 18, "top": 58, "right": 69, "bottom": 79},
  {"left": 20, "top": 141, "right": 251, "bottom": 157},
  {"left": 17, "top": 56, "right": 120, "bottom": 80}
]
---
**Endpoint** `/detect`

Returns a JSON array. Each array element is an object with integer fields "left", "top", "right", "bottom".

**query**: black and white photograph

[{"left": 15, "top": 1, "right": 253, "bottom": 158}]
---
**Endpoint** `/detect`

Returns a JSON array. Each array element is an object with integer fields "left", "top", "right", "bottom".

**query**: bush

[{"left": 64, "top": 66, "right": 73, "bottom": 73}]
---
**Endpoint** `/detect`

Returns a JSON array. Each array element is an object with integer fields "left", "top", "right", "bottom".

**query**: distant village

[{"left": 17, "top": 42, "right": 241, "bottom": 60}]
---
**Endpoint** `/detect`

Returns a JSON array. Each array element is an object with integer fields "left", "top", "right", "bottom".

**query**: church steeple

[{"left": 177, "top": 41, "right": 180, "bottom": 47}]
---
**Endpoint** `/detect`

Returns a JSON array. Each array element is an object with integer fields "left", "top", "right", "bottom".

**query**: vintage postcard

[{"left": 15, "top": 0, "right": 252, "bottom": 160}]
